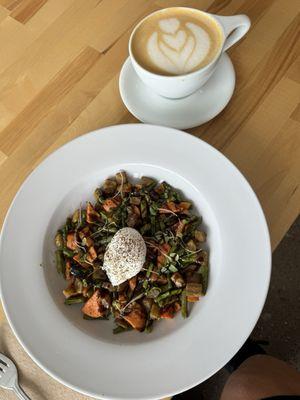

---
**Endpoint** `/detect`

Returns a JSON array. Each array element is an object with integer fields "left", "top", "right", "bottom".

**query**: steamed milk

[{"left": 131, "top": 8, "right": 224, "bottom": 76}]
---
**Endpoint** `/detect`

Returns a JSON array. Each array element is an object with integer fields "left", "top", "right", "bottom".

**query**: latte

[{"left": 131, "top": 8, "right": 224, "bottom": 76}]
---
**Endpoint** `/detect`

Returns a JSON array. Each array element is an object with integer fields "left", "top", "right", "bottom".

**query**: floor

[{"left": 178, "top": 216, "right": 300, "bottom": 400}]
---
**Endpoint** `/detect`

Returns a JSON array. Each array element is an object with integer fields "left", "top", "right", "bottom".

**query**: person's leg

[{"left": 221, "top": 354, "right": 300, "bottom": 400}]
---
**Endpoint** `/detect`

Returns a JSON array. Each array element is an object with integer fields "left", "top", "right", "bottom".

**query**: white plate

[
  {"left": 0, "top": 124, "right": 271, "bottom": 400},
  {"left": 119, "top": 55, "right": 235, "bottom": 129}
]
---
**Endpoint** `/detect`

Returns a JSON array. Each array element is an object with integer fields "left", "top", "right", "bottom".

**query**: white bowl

[{"left": 0, "top": 124, "right": 271, "bottom": 399}]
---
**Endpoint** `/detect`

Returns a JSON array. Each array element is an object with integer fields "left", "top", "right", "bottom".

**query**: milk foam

[{"left": 147, "top": 17, "right": 211, "bottom": 75}]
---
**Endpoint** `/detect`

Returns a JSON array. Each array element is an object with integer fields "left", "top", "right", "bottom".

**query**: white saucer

[{"left": 119, "top": 54, "right": 235, "bottom": 130}]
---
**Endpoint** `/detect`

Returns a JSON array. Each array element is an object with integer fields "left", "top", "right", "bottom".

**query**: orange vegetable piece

[
  {"left": 81, "top": 290, "right": 104, "bottom": 318},
  {"left": 86, "top": 202, "right": 100, "bottom": 223},
  {"left": 66, "top": 233, "right": 77, "bottom": 250},
  {"left": 103, "top": 198, "right": 119, "bottom": 212},
  {"left": 123, "top": 304, "right": 146, "bottom": 331},
  {"left": 157, "top": 243, "right": 171, "bottom": 266},
  {"left": 187, "top": 295, "right": 200, "bottom": 302},
  {"left": 175, "top": 220, "right": 186, "bottom": 237},
  {"left": 65, "top": 261, "right": 72, "bottom": 281},
  {"left": 73, "top": 254, "right": 90, "bottom": 268},
  {"left": 160, "top": 305, "right": 175, "bottom": 319},
  {"left": 167, "top": 201, "right": 181, "bottom": 212},
  {"left": 179, "top": 201, "right": 191, "bottom": 210},
  {"left": 86, "top": 246, "right": 97, "bottom": 263},
  {"left": 132, "top": 205, "right": 141, "bottom": 216},
  {"left": 128, "top": 276, "right": 137, "bottom": 291}
]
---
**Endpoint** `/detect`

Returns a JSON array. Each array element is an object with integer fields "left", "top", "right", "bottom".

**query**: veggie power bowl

[
  {"left": 0, "top": 125, "right": 271, "bottom": 399},
  {"left": 54, "top": 171, "right": 209, "bottom": 334}
]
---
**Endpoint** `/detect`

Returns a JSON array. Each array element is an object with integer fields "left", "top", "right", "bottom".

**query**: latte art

[
  {"left": 148, "top": 19, "right": 211, "bottom": 74},
  {"left": 131, "top": 8, "right": 223, "bottom": 76}
]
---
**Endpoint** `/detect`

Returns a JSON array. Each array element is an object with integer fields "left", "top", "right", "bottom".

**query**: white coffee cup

[{"left": 129, "top": 8, "right": 251, "bottom": 99}]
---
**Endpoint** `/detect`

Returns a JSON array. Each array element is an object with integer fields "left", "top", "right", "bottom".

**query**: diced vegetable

[
  {"left": 66, "top": 233, "right": 77, "bottom": 250},
  {"left": 179, "top": 201, "right": 191, "bottom": 210},
  {"left": 55, "top": 232, "right": 64, "bottom": 249},
  {"left": 115, "top": 171, "right": 127, "bottom": 184},
  {"left": 65, "top": 260, "right": 71, "bottom": 280},
  {"left": 141, "top": 176, "right": 156, "bottom": 187},
  {"left": 123, "top": 304, "right": 146, "bottom": 331},
  {"left": 128, "top": 276, "right": 137, "bottom": 291},
  {"left": 102, "top": 199, "right": 119, "bottom": 213},
  {"left": 102, "top": 179, "right": 117, "bottom": 194},
  {"left": 63, "top": 285, "right": 78, "bottom": 299},
  {"left": 150, "top": 303, "right": 160, "bottom": 320},
  {"left": 147, "top": 287, "right": 161, "bottom": 298},
  {"left": 186, "top": 239, "right": 197, "bottom": 252},
  {"left": 160, "top": 305, "right": 175, "bottom": 319},
  {"left": 73, "top": 254, "right": 90, "bottom": 268},
  {"left": 86, "top": 202, "right": 100, "bottom": 223},
  {"left": 187, "top": 295, "right": 200, "bottom": 302},
  {"left": 142, "top": 297, "right": 153, "bottom": 312},
  {"left": 130, "top": 196, "right": 141, "bottom": 205},
  {"left": 72, "top": 209, "right": 80, "bottom": 224},
  {"left": 186, "top": 282, "right": 202, "bottom": 297},
  {"left": 86, "top": 246, "right": 97, "bottom": 262},
  {"left": 171, "top": 272, "right": 185, "bottom": 288},
  {"left": 194, "top": 230, "right": 206, "bottom": 242},
  {"left": 82, "top": 289, "right": 104, "bottom": 318}
]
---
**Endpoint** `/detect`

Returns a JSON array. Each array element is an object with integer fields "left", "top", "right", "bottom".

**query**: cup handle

[{"left": 213, "top": 14, "right": 251, "bottom": 52}]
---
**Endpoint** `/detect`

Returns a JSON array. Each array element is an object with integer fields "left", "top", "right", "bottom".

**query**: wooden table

[{"left": 0, "top": 0, "right": 299, "bottom": 366}]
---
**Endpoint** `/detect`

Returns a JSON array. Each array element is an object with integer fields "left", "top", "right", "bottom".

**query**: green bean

[
  {"left": 55, "top": 250, "right": 65, "bottom": 274},
  {"left": 113, "top": 326, "right": 132, "bottom": 334},
  {"left": 170, "top": 289, "right": 182, "bottom": 295},
  {"left": 168, "top": 264, "right": 178, "bottom": 273},
  {"left": 156, "top": 289, "right": 182, "bottom": 303},
  {"left": 145, "top": 319, "right": 153, "bottom": 333},
  {"left": 146, "top": 263, "right": 153, "bottom": 278},
  {"left": 64, "top": 296, "right": 84, "bottom": 305},
  {"left": 62, "top": 248, "right": 74, "bottom": 258},
  {"left": 199, "top": 264, "right": 209, "bottom": 295},
  {"left": 160, "top": 277, "right": 172, "bottom": 292},
  {"left": 181, "top": 290, "right": 188, "bottom": 318},
  {"left": 158, "top": 296, "right": 178, "bottom": 308},
  {"left": 159, "top": 220, "right": 165, "bottom": 231},
  {"left": 155, "top": 291, "right": 170, "bottom": 302},
  {"left": 65, "top": 217, "right": 72, "bottom": 230},
  {"left": 98, "top": 236, "right": 114, "bottom": 245},
  {"left": 149, "top": 205, "right": 157, "bottom": 216},
  {"left": 142, "top": 280, "right": 148, "bottom": 290},
  {"left": 115, "top": 318, "right": 130, "bottom": 328},
  {"left": 140, "top": 223, "right": 151, "bottom": 235},
  {"left": 141, "top": 199, "right": 147, "bottom": 219}
]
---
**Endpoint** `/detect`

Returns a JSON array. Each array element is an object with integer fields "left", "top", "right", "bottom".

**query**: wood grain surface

[{"left": 0, "top": 0, "right": 299, "bottom": 326}]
